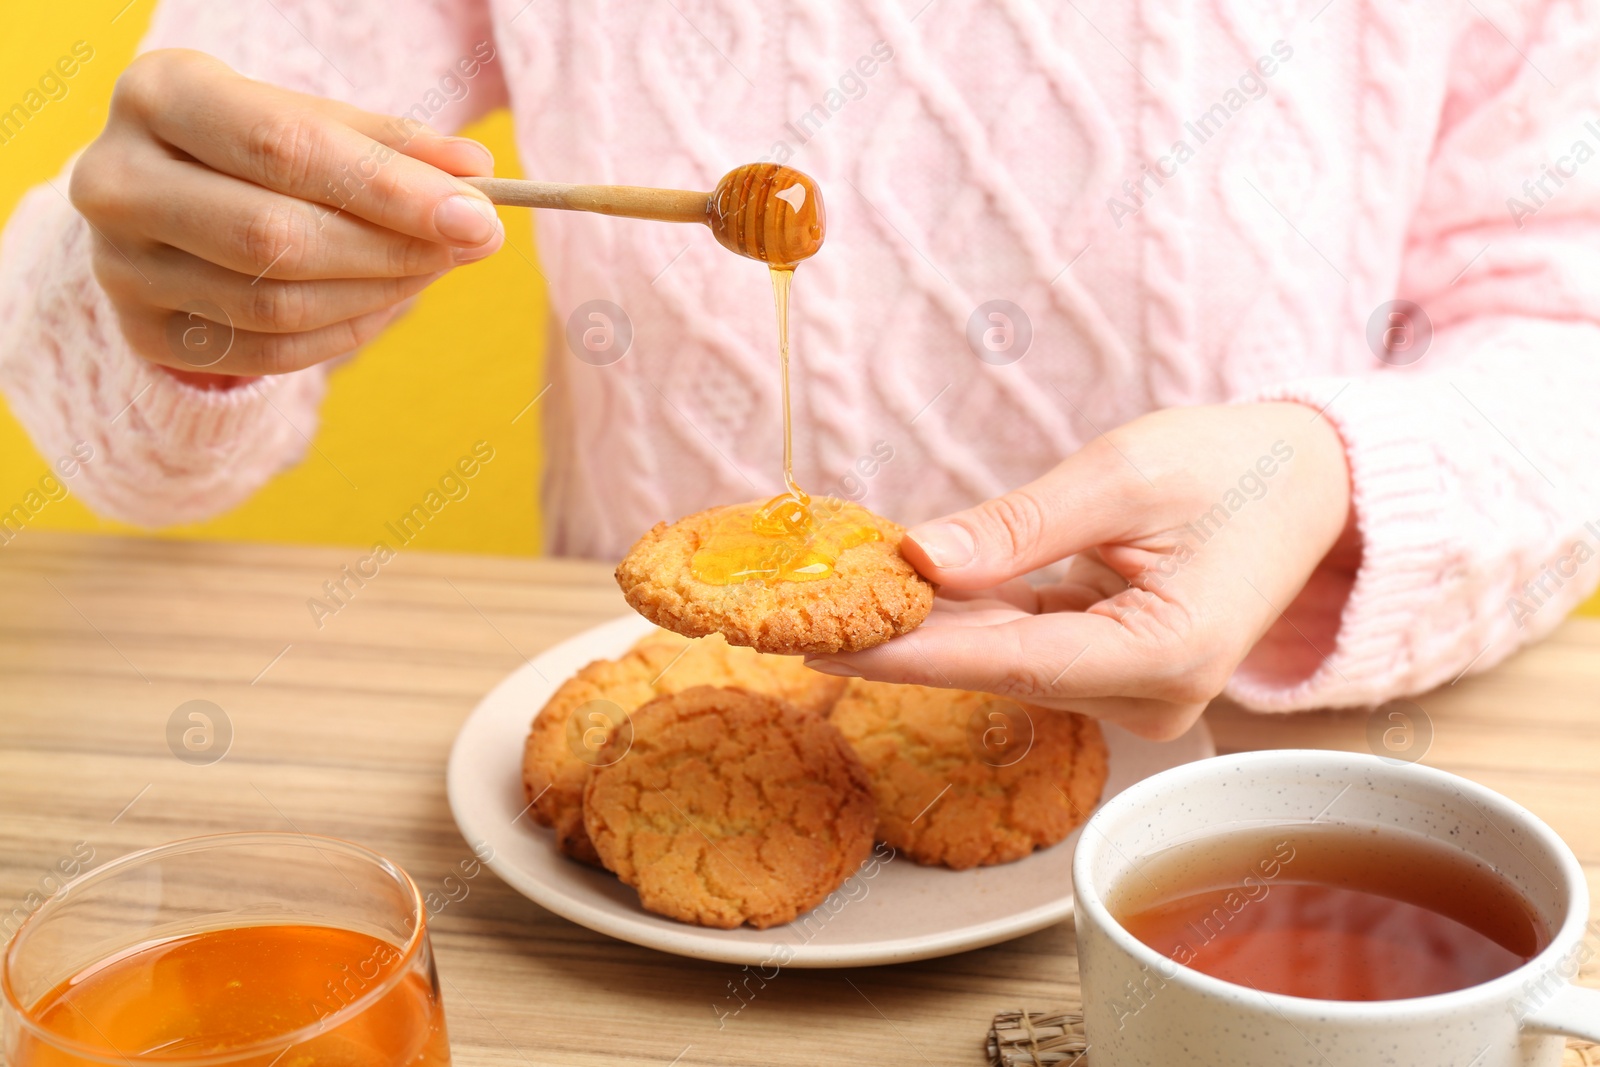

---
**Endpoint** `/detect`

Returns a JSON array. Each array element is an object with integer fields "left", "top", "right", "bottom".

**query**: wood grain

[
  {"left": 2, "top": 531, "right": 1597, "bottom": 1065},
  {"left": 463, "top": 177, "right": 709, "bottom": 224}
]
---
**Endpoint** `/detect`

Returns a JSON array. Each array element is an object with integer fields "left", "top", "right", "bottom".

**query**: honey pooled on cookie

[
  {"left": 690, "top": 492, "right": 883, "bottom": 584},
  {"left": 617, "top": 503, "right": 933, "bottom": 655}
]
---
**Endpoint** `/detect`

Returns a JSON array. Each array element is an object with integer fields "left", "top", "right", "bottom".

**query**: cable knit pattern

[
  {"left": 1135, "top": 0, "right": 1196, "bottom": 407},
  {"left": 3, "top": 0, "right": 1600, "bottom": 714}
]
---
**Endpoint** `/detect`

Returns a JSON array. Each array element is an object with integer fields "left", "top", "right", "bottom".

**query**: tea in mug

[
  {"left": 15, "top": 924, "right": 449, "bottom": 1067},
  {"left": 1112, "top": 824, "right": 1547, "bottom": 1000}
]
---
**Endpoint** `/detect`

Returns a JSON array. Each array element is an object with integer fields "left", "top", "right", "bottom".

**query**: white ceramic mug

[{"left": 1072, "top": 749, "right": 1600, "bottom": 1066}]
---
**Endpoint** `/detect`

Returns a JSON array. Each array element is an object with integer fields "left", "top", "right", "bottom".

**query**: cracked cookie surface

[
  {"left": 829, "top": 679, "right": 1109, "bottom": 870},
  {"left": 522, "top": 632, "right": 847, "bottom": 866},
  {"left": 614, "top": 502, "right": 934, "bottom": 655},
  {"left": 583, "top": 685, "right": 876, "bottom": 929}
]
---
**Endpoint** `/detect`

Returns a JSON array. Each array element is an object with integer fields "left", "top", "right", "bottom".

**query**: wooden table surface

[{"left": 5, "top": 531, "right": 1600, "bottom": 1066}]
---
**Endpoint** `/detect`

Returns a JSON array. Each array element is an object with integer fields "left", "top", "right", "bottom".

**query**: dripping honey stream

[{"left": 689, "top": 261, "right": 882, "bottom": 585}]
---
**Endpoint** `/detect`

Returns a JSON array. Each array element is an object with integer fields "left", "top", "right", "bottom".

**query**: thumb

[{"left": 902, "top": 445, "right": 1138, "bottom": 589}]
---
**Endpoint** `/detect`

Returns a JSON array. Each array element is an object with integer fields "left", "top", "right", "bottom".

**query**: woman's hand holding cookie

[
  {"left": 71, "top": 49, "right": 503, "bottom": 382},
  {"left": 806, "top": 403, "right": 1356, "bottom": 741}
]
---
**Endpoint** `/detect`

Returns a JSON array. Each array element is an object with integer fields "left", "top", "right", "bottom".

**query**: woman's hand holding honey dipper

[
  {"left": 69, "top": 49, "right": 825, "bottom": 388},
  {"left": 70, "top": 49, "right": 506, "bottom": 384}
]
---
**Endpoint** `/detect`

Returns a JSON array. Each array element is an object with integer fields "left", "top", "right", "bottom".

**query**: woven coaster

[
  {"left": 987, "top": 1011, "right": 1088, "bottom": 1067},
  {"left": 986, "top": 1009, "right": 1600, "bottom": 1066}
]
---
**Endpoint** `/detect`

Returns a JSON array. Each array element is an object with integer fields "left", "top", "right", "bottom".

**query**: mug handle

[{"left": 1523, "top": 982, "right": 1600, "bottom": 1044}]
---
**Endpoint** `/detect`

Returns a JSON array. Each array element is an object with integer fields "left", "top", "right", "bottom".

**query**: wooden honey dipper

[{"left": 464, "top": 162, "right": 825, "bottom": 268}]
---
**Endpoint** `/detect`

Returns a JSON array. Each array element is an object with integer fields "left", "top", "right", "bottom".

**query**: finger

[
  {"left": 402, "top": 134, "right": 496, "bottom": 178},
  {"left": 902, "top": 439, "right": 1144, "bottom": 590},
  {"left": 933, "top": 576, "right": 1040, "bottom": 611},
  {"left": 312, "top": 98, "right": 496, "bottom": 177},
  {"left": 99, "top": 242, "right": 441, "bottom": 334},
  {"left": 808, "top": 612, "right": 1145, "bottom": 701},
  {"left": 919, "top": 604, "right": 1034, "bottom": 627},
  {"left": 134, "top": 53, "right": 502, "bottom": 246},
  {"left": 1034, "top": 553, "right": 1129, "bottom": 613},
  {"left": 120, "top": 303, "right": 404, "bottom": 376},
  {"left": 127, "top": 156, "right": 488, "bottom": 279},
  {"left": 809, "top": 589, "right": 1225, "bottom": 707}
]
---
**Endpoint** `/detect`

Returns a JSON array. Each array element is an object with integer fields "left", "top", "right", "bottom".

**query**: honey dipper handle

[{"left": 462, "top": 177, "right": 710, "bottom": 225}]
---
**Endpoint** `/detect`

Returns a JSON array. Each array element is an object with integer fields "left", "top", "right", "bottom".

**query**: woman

[{"left": 2, "top": 0, "right": 1596, "bottom": 739}]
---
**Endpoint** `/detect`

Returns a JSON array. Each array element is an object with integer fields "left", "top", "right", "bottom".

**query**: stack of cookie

[{"left": 521, "top": 631, "right": 1109, "bottom": 930}]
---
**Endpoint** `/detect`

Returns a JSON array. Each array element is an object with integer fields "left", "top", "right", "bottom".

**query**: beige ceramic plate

[{"left": 447, "top": 613, "right": 1215, "bottom": 968}]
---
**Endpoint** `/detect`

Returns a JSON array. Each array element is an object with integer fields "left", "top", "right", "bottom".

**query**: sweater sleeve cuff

[
  {"left": 1223, "top": 377, "right": 1450, "bottom": 712},
  {"left": 0, "top": 176, "right": 327, "bottom": 527}
]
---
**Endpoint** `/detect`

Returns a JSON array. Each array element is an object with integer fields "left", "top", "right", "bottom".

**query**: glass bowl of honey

[{"left": 2, "top": 832, "right": 449, "bottom": 1067}]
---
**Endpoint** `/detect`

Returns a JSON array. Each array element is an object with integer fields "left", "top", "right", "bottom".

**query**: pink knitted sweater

[{"left": 3, "top": 0, "right": 1598, "bottom": 713}]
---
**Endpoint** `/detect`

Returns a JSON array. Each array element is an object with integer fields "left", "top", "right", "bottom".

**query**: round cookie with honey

[
  {"left": 829, "top": 679, "right": 1109, "bottom": 870},
  {"left": 615, "top": 500, "right": 934, "bottom": 655},
  {"left": 583, "top": 685, "right": 876, "bottom": 929},
  {"left": 521, "top": 633, "right": 846, "bottom": 865}
]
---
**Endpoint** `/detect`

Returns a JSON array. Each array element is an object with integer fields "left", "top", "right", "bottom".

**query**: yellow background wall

[{"left": 0, "top": 1, "right": 545, "bottom": 557}]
